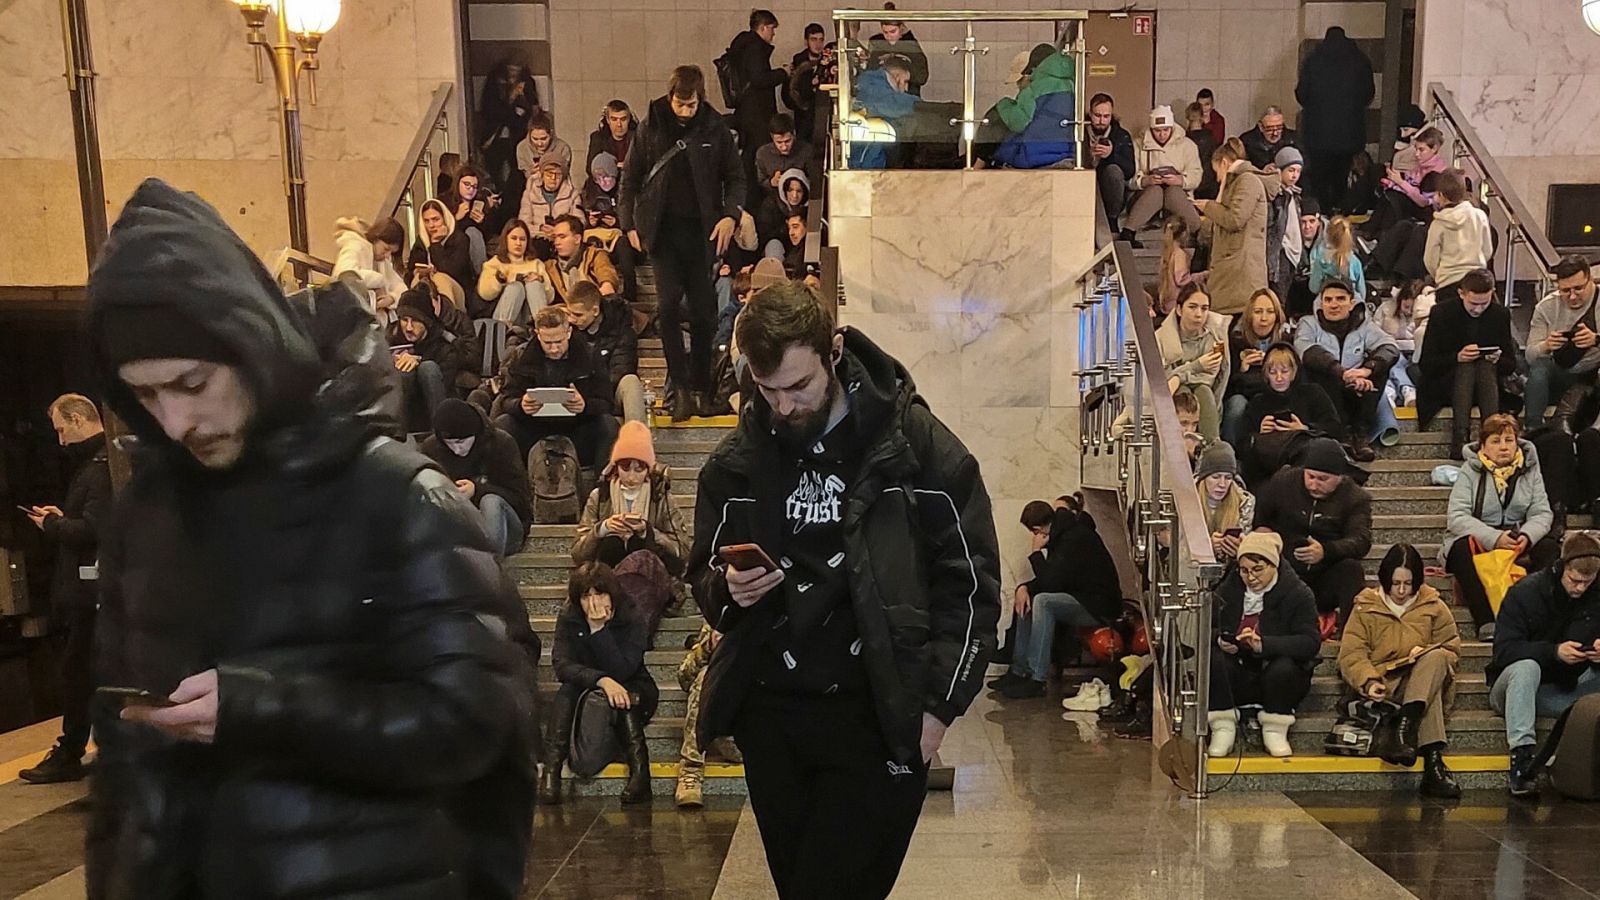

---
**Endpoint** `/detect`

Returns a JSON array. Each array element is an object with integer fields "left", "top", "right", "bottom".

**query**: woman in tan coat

[
  {"left": 1199, "top": 138, "right": 1281, "bottom": 316},
  {"left": 1338, "top": 543, "right": 1462, "bottom": 798},
  {"left": 572, "top": 421, "right": 690, "bottom": 576}
]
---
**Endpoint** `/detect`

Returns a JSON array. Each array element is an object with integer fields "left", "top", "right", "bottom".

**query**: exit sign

[{"left": 1133, "top": 14, "right": 1153, "bottom": 35}]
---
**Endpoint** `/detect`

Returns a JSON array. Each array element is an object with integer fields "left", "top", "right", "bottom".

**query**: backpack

[
  {"left": 567, "top": 688, "right": 624, "bottom": 777},
  {"left": 1324, "top": 696, "right": 1402, "bottom": 757},
  {"left": 713, "top": 45, "right": 746, "bottom": 109},
  {"left": 529, "top": 436, "right": 581, "bottom": 524},
  {"left": 1533, "top": 693, "right": 1600, "bottom": 799}
]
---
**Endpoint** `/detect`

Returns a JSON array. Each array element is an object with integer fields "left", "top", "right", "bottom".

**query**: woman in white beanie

[{"left": 1208, "top": 530, "right": 1321, "bottom": 758}]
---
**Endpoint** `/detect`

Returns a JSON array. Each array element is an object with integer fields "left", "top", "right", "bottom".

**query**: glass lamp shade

[
  {"left": 284, "top": 0, "right": 340, "bottom": 35},
  {"left": 1587, "top": 0, "right": 1600, "bottom": 35},
  {"left": 230, "top": 0, "right": 275, "bottom": 10}
]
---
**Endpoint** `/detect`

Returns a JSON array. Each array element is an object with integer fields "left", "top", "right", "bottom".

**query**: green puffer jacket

[{"left": 996, "top": 51, "right": 1076, "bottom": 134}]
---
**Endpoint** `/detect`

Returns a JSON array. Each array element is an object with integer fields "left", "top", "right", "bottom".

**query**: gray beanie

[
  {"left": 1195, "top": 442, "right": 1239, "bottom": 481},
  {"left": 1275, "top": 146, "right": 1304, "bottom": 170}
]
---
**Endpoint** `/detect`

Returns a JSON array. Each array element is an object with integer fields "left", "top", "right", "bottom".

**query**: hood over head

[
  {"left": 1433, "top": 201, "right": 1482, "bottom": 230},
  {"left": 419, "top": 197, "right": 456, "bottom": 246},
  {"left": 88, "top": 178, "right": 397, "bottom": 476}
]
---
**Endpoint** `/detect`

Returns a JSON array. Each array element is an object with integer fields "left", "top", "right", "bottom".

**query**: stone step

[
  {"left": 1366, "top": 485, "right": 1451, "bottom": 515},
  {"left": 1301, "top": 671, "right": 1489, "bottom": 712},
  {"left": 549, "top": 762, "right": 748, "bottom": 799},
  {"left": 1363, "top": 458, "right": 1443, "bottom": 487},
  {"left": 1369, "top": 513, "right": 1597, "bottom": 546},
  {"left": 650, "top": 426, "right": 736, "bottom": 447},
  {"left": 1274, "top": 709, "right": 1536, "bottom": 755},
  {"left": 528, "top": 614, "right": 705, "bottom": 638}
]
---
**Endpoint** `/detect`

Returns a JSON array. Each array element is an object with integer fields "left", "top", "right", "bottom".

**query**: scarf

[
  {"left": 609, "top": 476, "right": 652, "bottom": 520},
  {"left": 1281, "top": 189, "right": 1303, "bottom": 267},
  {"left": 1242, "top": 572, "right": 1278, "bottom": 617},
  {"left": 1382, "top": 590, "right": 1414, "bottom": 619},
  {"left": 1202, "top": 483, "right": 1243, "bottom": 536},
  {"left": 1478, "top": 448, "right": 1524, "bottom": 496}
]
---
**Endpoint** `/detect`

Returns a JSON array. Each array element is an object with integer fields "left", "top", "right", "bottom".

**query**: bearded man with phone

[{"left": 688, "top": 282, "right": 999, "bottom": 898}]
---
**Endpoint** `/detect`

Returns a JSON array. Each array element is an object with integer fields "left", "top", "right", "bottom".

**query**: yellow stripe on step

[
  {"left": 1206, "top": 753, "right": 1507, "bottom": 775},
  {"left": 651, "top": 414, "right": 740, "bottom": 428},
  {"left": 588, "top": 762, "right": 746, "bottom": 778}
]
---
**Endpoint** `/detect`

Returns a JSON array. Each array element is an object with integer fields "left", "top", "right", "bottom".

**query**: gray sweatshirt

[{"left": 1526, "top": 288, "right": 1600, "bottom": 373}]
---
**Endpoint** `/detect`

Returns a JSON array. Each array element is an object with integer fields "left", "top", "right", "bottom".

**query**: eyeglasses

[
  {"left": 1239, "top": 562, "right": 1275, "bottom": 579},
  {"left": 1558, "top": 281, "right": 1591, "bottom": 297},
  {"left": 616, "top": 459, "right": 650, "bottom": 473}
]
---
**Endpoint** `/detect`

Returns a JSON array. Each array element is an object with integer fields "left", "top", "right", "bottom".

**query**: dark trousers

[
  {"left": 58, "top": 605, "right": 96, "bottom": 754},
  {"left": 398, "top": 360, "right": 449, "bottom": 432},
  {"left": 495, "top": 410, "right": 618, "bottom": 470},
  {"left": 1451, "top": 358, "right": 1501, "bottom": 443},
  {"left": 609, "top": 236, "right": 640, "bottom": 300},
  {"left": 1447, "top": 535, "right": 1563, "bottom": 628},
  {"left": 652, "top": 220, "right": 719, "bottom": 394},
  {"left": 1373, "top": 218, "right": 1430, "bottom": 281},
  {"left": 593, "top": 533, "right": 649, "bottom": 568},
  {"left": 1305, "top": 369, "right": 1382, "bottom": 444},
  {"left": 734, "top": 690, "right": 929, "bottom": 900},
  {"left": 1096, "top": 163, "right": 1127, "bottom": 233},
  {"left": 1304, "top": 149, "right": 1355, "bottom": 215},
  {"left": 1533, "top": 428, "right": 1600, "bottom": 510},
  {"left": 1301, "top": 557, "right": 1367, "bottom": 624},
  {"left": 543, "top": 677, "right": 660, "bottom": 763},
  {"left": 1209, "top": 649, "right": 1312, "bottom": 714}
]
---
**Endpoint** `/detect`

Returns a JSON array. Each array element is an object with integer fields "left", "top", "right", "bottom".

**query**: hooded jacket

[
  {"left": 1294, "top": 27, "right": 1376, "bottom": 155},
  {"left": 996, "top": 51, "right": 1076, "bottom": 134},
  {"left": 619, "top": 94, "right": 745, "bottom": 252},
  {"left": 331, "top": 216, "right": 407, "bottom": 318},
  {"left": 1307, "top": 241, "right": 1368, "bottom": 304},
  {"left": 518, "top": 174, "right": 584, "bottom": 232},
  {"left": 1442, "top": 439, "right": 1553, "bottom": 561},
  {"left": 579, "top": 294, "right": 640, "bottom": 393},
  {"left": 1134, "top": 128, "right": 1204, "bottom": 193},
  {"left": 1253, "top": 465, "right": 1373, "bottom": 575},
  {"left": 1024, "top": 506, "right": 1121, "bottom": 621},
  {"left": 572, "top": 464, "right": 691, "bottom": 575},
  {"left": 757, "top": 167, "right": 810, "bottom": 245},
  {"left": 866, "top": 30, "right": 930, "bottom": 95},
  {"left": 1424, "top": 202, "right": 1494, "bottom": 289},
  {"left": 1416, "top": 295, "right": 1516, "bottom": 426},
  {"left": 419, "top": 404, "right": 531, "bottom": 529},
  {"left": 1213, "top": 564, "right": 1321, "bottom": 669},
  {"left": 1338, "top": 584, "right": 1460, "bottom": 690},
  {"left": 38, "top": 435, "right": 112, "bottom": 615},
  {"left": 1205, "top": 163, "right": 1283, "bottom": 316},
  {"left": 689, "top": 328, "right": 1000, "bottom": 763},
  {"left": 83, "top": 179, "right": 535, "bottom": 900},
  {"left": 1294, "top": 302, "right": 1400, "bottom": 383},
  {"left": 387, "top": 291, "right": 483, "bottom": 392},
  {"left": 1156, "top": 309, "right": 1232, "bottom": 400},
  {"left": 1490, "top": 566, "right": 1600, "bottom": 687},
  {"left": 1240, "top": 375, "right": 1342, "bottom": 447},
  {"left": 406, "top": 200, "right": 484, "bottom": 316}
]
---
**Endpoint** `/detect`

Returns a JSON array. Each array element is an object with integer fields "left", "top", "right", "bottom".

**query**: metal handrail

[
  {"left": 806, "top": 96, "right": 840, "bottom": 315},
  {"left": 267, "top": 246, "right": 334, "bottom": 292},
  {"left": 1075, "top": 240, "right": 1221, "bottom": 798},
  {"left": 375, "top": 82, "right": 455, "bottom": 230},
  {"left": 833, "top": 10, "right": 1088, "bottom": 171},
  {"left": 1426, "top": 83, "right": 1560, "bottom": 298}
]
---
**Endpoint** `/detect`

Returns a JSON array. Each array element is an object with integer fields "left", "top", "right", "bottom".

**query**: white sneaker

[
  {"left": 1062, "top": 678, "right": 1111, "bottom": 711},
  {"left": 1400, "top": 386, "right": 1417, "bottom": 408}
]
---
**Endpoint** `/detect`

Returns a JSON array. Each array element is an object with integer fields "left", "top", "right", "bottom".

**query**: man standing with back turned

[
  {"left": 83, "top": 179, "right": 536, "bottom": 899},
  {"left": 690, "top": 283, "right": 1000, "bottom": 898}
]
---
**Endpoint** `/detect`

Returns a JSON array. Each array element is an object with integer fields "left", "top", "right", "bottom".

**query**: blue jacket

[
  {"left": 992, "top": 90, "right": 1077, "bottom": 169},
  {"left": 848, "top": 70, "right": 917, "bottom": 169},
  {"left": 1308, "top": 243, "right": 1367, "bottom": 302},
  {"left": 1293, "top": 303, "right": 1399, "bottom": 382}
]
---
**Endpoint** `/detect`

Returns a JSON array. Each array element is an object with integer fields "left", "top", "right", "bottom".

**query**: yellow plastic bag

[{"left": 1470, "top": 537, "right": 1527, "bottom": 615}]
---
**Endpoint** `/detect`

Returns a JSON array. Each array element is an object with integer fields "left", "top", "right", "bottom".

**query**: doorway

[{"left": 1082, "top": 11, "right": 1157, "bottom": 129}]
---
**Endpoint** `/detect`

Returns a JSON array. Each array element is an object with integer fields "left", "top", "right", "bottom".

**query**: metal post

[
  {"left": 59, "top": 0, "right": 106, "bottom": 265},
  {"left": 270, "top": 12, "right": 310, "bottom": 254},
  {"left": 836, "top": 17, "right": 853, "bottom": 170},
  {"left": 1378, "top": 0, "right": 1407, "bottom": 165}
]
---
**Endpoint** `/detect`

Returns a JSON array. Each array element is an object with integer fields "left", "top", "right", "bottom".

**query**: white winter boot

[
  {"left": 1258, "top": 712, "right": 1296, "bottom": 758},
  {"left": 1207, "top": 709, "right": 1239, "bottom": 758}
]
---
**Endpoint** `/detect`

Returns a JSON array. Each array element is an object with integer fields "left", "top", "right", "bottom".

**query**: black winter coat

[
  {"left": 1025, "top": 507, "right": 1121, "bottom": 621},
  {"left": 386, "top": 306, "right": 482, "bottom": 392},
  {"left": 83, "top": 179, "right": 536, "bottom": 900},
  {"left": 1416, "top": 297, "right": 1517, "bottom": 426},
  {"left": 419, "top": 405, "right": 531, "bottom": 528},
  {"left": 39, "top": 436, "right": 112, "bottom": 615},
  {"left": 1295, "top": 29, "right": 1376, "bottom": 155},
  {"left": 729, "top": 30, "right": 787, "bottom": 133},
  {"left": 1490, "top": 567, "right": 1600, "bottom": 688},
  {"left": 552, "top": 601, "right": 650, "bottom": 688},
  {"left": 581, "top": 295, "right": 640, "bottom": 394},
  {"left": 866, "top": 31, "right": 930, "bottom": 95},
  {"left": 1087, "top": 121, "right": 1136, "bottom": 182},
  {"left": 1253, "top": 466, "right": 1373, "bottom": 575},
  {"left": 406, "top": 230, "right": 482, "bottom": 315},
  {"left": 619, "top": 95, "right": 746, "bottom": 252},
  {"left": 1241, "top": 125, "right": 1300, "bottom": 171},
  {"left": 1239, "top": 378, "right": 1343, "bottom": 485},
  {"left": 1214, "top": 565, "right": 1322, "bottom": 669},
  {"left": 690, "top": 328, "right": 1000, "bottom": 763},
  {"left": 493, "top": 331, "right": 614, "bottom": 420}
]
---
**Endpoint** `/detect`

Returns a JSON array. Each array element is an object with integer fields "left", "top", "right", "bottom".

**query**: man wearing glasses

[
  {"left": 1240, "top": 106, "right": 1299, "bottom": 173},
  {"left": 1525, "top": 255, "right": 1600, "bottom": 430}
]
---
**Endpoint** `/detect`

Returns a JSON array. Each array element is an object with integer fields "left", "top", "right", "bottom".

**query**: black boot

[
  {"left": 1347, "top": 434, "right": 1377, "bottom": 463},
  {"left": 539, "top": 690, "right": 578, "bottom": 805},
  {"left": 1118, "top": 228, "right": 1143, "bottom": 249},
  {"left": 695, "top": 390, "right": 724, "bottom": 418},
  {"left": 17, "top": 743, "right": 86, "bottom": 784},
  {"left": 538, "top": 758, "right": 564, "bottom": 805},
  {"left": 1419, "top": 744, "right": 1462, "bottom": 799},
  {"left": 1380, "top": 700, "right": 1425, "bottom": 767},
  {"left": 620, "top": 709, "right": 652, "bottom": 805},
  {"left": 668, "top": 384, "right": 694, "bottom": 422},
  {"left": 1509, "top": 745, "right": 1541, "bottom": 798}
]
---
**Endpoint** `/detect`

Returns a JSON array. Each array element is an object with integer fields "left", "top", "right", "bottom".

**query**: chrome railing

[
  {"left": 376, "top": 82, "right": 455, "bottom": 248},
  {"left": 1075, "top": 241, "right": 1225, "bottom": 798},
  {"left": 832, "top": 9, "right": 1088, "bottom": 171},
  {"left": 1427, "top": 83, "right": 1560, "bottom": 302},
  {"left": 267, "top": 246, "right": 333, "bottom": 292}
]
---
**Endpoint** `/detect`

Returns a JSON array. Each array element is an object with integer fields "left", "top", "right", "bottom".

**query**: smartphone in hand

[
  {"left": 718, "top": 543, "right": 777, "bottom": 574},
  {"left": 97, "top": 686, "right": 176, "bottom": 709}
]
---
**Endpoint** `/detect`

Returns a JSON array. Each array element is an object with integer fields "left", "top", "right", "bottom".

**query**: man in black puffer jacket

[
  {"left": 421, "top": 398, "right": 530, "bottom": 559},
  {"left": 1252, "top": 437, "right": 1373, "bottom": 630},
  {"left": 690, "top": 283, "right": 1000, "bottom": 898},
  {"left": 84, "top": 178, "right": 537, "bottom": 900},
  {"left": 620, "top": 64, "right": 746, "bottom": 420}
]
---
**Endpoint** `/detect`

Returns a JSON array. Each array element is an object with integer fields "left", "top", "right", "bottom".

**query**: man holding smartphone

[
  {"left": 688, "top": 282, "right": 1000, "bottom": 898},
  {"left": 16, "top": 395, "right": 111, "bottom": 785},
  {"left": 82, "top": 179, "right": 537, "bottom": 897},
  {"left": 1415, "top": 269, "right": 1517, "bottom": 458}
]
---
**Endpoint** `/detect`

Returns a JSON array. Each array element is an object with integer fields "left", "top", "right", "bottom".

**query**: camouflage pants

[{"left": 681, "top": 668, "right": 707, "bottom": 774}]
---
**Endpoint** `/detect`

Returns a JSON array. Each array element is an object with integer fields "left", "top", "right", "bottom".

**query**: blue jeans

[
  {"left": 1489, "top": 659, "right": 1600, "bottom": 750},
  {"left": 1010, "top": 592, "right": 1101, "bottom": 681},
  {"left": 1525, "top": 356, "right": 1585, "bottom": 428},
  {"left": 477, "top": 492, "right": 525, "bottom": 558},
  {"left": 1221, "top": 393, "right": 1249, "bottom": 446}
]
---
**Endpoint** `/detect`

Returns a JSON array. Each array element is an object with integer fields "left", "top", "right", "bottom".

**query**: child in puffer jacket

[{"left": 1375, "top": 281, "right": 1436, "bottom": 408}]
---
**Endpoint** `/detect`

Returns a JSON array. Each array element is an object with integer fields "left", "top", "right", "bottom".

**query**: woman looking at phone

[
  {"left": 573, "top": 421, "right": 690, "bottom": 576},
  {"left": 1415, "top": 269, "right": 1518, "bottom": 458},
  {"left": 1195, "top": 443, "right": 1254, "bottom": 562},
  {"left": 1239, "top": 343, "right": 1341, "bottom": 487},
  {"left": 1156, "top": 283, "right": 1231, "bottom": 442}
]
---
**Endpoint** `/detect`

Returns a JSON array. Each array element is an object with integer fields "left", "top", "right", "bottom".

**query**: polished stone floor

[{"left": 7, "top": 685, "right": 1600, "bottom": 899}]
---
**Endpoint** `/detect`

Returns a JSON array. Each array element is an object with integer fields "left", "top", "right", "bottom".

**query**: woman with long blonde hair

[
  {"left": 1158, "top": 216, "right": 1206, "bottom": 316},
  {"left": 1222, "top": 288, "right": 1288, "bottom": 443},
  {"left": 1197, "top": 137, "right": 1275, "bottom": 316}
]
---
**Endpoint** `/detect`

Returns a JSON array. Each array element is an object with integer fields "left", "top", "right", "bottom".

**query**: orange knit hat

[{"left": 609, "top": 420, "right": 656, "bottom": 468}]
